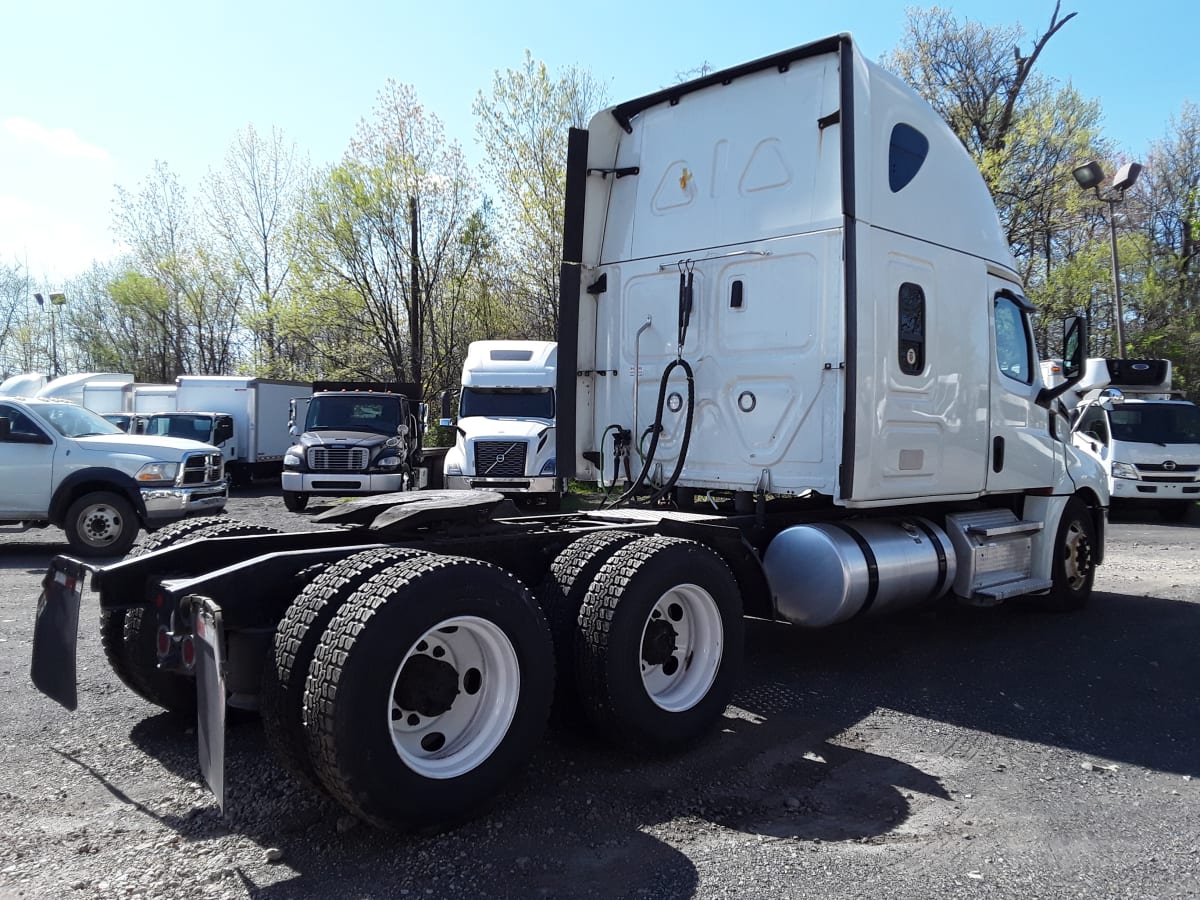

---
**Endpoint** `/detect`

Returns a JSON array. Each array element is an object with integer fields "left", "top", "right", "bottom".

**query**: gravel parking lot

[{"left": 1, "top": 493, "right": 1197, "bottom": 900}]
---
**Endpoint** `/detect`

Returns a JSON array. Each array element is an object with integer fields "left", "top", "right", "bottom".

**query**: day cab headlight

[
  {"left": 136, "top": 461, "right": 179, "bottom": 483},
  {"left": 539, "top": 458, "right": 556, "bottom": 476},
  {"left": 376, "top": 455, "right": 402, "bottom": 470},
  {"left": 1111, "top": 461, "right": 1139, "bottom": 480},
  {"left": 284, "top": 451, "right": 303, "bottom": 467},
  {"left": 445, "top": 461, "right": 463, "bottom": 476}
]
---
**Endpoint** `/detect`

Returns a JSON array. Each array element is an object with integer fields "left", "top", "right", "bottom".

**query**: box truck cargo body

[{"left": 143, "top": 376, "right": 311, "bottom": 485}]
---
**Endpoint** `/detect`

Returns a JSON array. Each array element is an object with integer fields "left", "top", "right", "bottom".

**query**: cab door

[
  {"left": 0, "top": 403, "right": 58, "bottom": 516},
  {"left": 985, "top": 284, "right": 1057, "bottom": 492}
]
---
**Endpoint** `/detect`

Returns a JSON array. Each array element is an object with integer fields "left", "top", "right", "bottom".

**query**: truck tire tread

[
  {"left": 261, "top": 546, "right": 431, "bottom": 789},
  {"left": 537, "top": 530, "right": 640, "bottom": 722},
  {"left": 305, "top": 555, "right": 554, "bottom": 830},
  {"left": 575, "top": 535, "right": 743, "bottom": 754}
]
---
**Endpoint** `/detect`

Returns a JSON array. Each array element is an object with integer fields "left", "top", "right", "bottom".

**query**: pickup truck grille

[
  {"left": 309, "top": 447, "right": 369, "bottom": 471},
  {"left": 181, "top": 451, "right": 223, "bottom": 485},
  {"left": 473, "top": 441, "right": 528, "bottom": 477}
]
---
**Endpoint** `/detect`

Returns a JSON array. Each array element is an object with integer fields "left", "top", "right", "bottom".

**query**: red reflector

[
  {"left": 181, "top": 636, "right": 195, "bottom": 667},
  {"left": 154, "top": 593, "right": 164, "bottom": 608},
  {"left": 156, "top": 627, "right": 170, "bottom": 657}
]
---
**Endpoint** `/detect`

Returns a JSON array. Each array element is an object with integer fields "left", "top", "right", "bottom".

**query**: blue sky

[{"left": 2, "top": 0, "right": 1195, "bottom": 283}]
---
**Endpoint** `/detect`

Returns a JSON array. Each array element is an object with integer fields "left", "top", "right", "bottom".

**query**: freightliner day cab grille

[{"left": 309, "top": 447, "right": 369, "bottom": 471}]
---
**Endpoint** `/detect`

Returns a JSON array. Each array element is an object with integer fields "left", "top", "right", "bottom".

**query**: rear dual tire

[{"left": 303, "top": 555, "right": 554, "bottom": 830}]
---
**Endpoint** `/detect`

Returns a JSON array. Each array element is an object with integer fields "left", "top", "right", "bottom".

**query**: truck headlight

[
  {"left": 539, "top": 458, "right": 556, "bottom": 476},
  {"left": 283, "top": 452, "right": 303, "bottom": 467},
  {"left": 135, "top": 461, "right": 179, "bottom": 483},
  {"left": 1112, "top": 461, "right": 1140, "bottom": 480},
  {"left": 376, "top": 455, "right": 402, "bottom": 470},
  {"left": 446, "top": 461, "right": 463, "bottom": 476}
]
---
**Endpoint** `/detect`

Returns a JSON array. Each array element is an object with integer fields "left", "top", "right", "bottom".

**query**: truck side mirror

[
  {"left": 439, "top": 390, "right": 454, "bottom": 427},
  {"left": 213, "top": 416, "right": 234, "bottom": 446},
  {"left": 1036, "top": 315, "right": 1088, "bottom": 409}
]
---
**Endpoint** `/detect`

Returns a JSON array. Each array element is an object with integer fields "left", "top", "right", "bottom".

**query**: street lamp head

[
  {"left": 34, "top": 292, "right": 45, "bottom": 306},
  {"left": 1112, "top": 162, "right": 1143, "bottom": 193},
  {"left": 1072, "top": 160, "right": 1105, "bottom": 191},
  {"left": 49, "top": 291, "right": 67, "bottom": 306}
]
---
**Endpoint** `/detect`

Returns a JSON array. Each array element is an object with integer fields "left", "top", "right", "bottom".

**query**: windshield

[
  {"left": 1110, "top": 402, "right": 1200, "bottom": 444},
  {"left": 460, "top": 387, "right": 554, "bottom": 420},
  {"left": 304, "top": 395, "right": 403, "bottom": 435},
  {"left": 27, "top": 402, "right": 122, "bottom": 438},
  {"left": 145, "top": 413, "right": 214, "bottom": 442}
]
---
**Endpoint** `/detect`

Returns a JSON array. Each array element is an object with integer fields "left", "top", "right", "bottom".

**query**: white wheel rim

[
  {"left": 638, "top": 583, "right": 724, "bottom": 712},
  {"left": 387, "top": 615, "right": 520, "bottom": 779},
  {"left": 77, "top": 503, "right": 123, "bottom": 548}
]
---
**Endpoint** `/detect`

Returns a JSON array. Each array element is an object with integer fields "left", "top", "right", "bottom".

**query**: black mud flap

[
  {"left": 30, "top": 557, "right": 88, "bottom": 711},
  {"left": 193, "top": 597, "right": 227, "bottom": 815}
]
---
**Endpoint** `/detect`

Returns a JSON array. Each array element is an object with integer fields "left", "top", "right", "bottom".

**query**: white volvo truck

[
  {"left": 442, "top": 340, "right": 563, "bottom": 507},
  {"left": 32, "top": 35, "right": 1106, "bottom": 832}
]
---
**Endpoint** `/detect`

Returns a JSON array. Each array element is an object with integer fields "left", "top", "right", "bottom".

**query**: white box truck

[
  {"left": 1065, "top": 358, "right": 1200, "bottom": 521},
  {"left": 82, "top": 380, "right": 142, "bottom": 432},
  {"left": 441, "top": 340, "right": 563, "bottom": 508},
  {"left": 142, "top": 376, "right": 312, "bottom": 486},
  {"left": 33, "top": 35, "right": 1108, "bottom": 831},
  {"left": 132, "top": 384, "right": 177, "bottom": 416}
]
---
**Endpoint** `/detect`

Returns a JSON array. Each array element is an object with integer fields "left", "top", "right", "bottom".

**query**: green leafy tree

[
  {"left": 290, "top": 80, "right": 479, "bottom": 396},
  {"left": 204, "top": 125, "right": 307, "bottom": 377},
  {"left": 473, "top": 52, "right": 608, "bottom": 339}
]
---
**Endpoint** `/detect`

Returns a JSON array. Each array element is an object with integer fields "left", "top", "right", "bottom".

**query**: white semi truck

[
  {"left": 441, "top": 340, "right": 563, "bottom": 507},
  {"left": 1063, "top": 358, "right": 1200, "bottom": 521},
  {"left": 32, "top": 35, "right": 1105, "bottom": 832},
  {"left": 143, "top": 376, "right": 311, "bottom": 486}
]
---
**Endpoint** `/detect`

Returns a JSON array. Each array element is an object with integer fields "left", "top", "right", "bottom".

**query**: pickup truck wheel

[
  {"left": 576, "top": 536, "right": 743, "bottom": 753},
  {"left": 261, "top": 547, "right": 430, "bottom": 790},
  {"left": 1042, "top": 496, "right": 1097, "bottom": 612},
  {"left": 537, "top": 530, "right": 640, "bottom": 722},
  {"left": 121, "top": 521, "right": 281, "bottom": 715},
  {"left": 99, "top": 515, "right": 233, "bottom": 693},
  {"left": 64, "top": 491, "right": 138, "bottom": 557},
  {"left": 282, "top": 491, "right": 308, "bottom": 513},
  {"left": 305, "top": 555, "right": 553, "bottom": 830}
]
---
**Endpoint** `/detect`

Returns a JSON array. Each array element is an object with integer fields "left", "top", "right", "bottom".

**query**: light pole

[
  {"left": 1072, "top": 160, "right": 1143, "bottom": 359},
  {"left": 33, "top": 291, "right": 67, "bottom": 377}
]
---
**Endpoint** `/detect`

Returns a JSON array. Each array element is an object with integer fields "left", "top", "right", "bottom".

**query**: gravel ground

[{"left": 1, "top": 491, "right": 1197, "bottom": 900}]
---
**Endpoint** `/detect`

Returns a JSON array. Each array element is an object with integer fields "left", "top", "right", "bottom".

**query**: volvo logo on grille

[{"left": 1164, "top": 460, "right": 1177, "bottom": 471}]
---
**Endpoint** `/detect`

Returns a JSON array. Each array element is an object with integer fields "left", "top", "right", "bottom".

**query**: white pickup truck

[{"left": 0, "top": 396, "right": 227, "bottom": 555}]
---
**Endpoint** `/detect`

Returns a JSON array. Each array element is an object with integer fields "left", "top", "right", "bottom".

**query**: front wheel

[
  {"left": 575, "top": 536, "right": 743, "bottom": 753},
  {"left": 1042, "top": 496, "right": 1098, "bottom": 612},
  {"left": 282, "top": 490, "right": 308, "bottom": 513},
  {"left": 64, "top": 491, "right": 139, "bottom": 557},
  {"left": 305, "top": 555, "right": 554, "bottom": 830}
]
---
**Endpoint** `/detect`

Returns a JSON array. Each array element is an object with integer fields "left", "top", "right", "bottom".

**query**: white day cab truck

[
  {"left": 141, "top": 376, "right": 312, "bottom": 487},
  {"left": 0, "top": 395, "right": 226, "bottom": 556},
  {"left": 280, "top": 381, "right": 433, "bottom": 512},
  {"left": 441, "top": 340, "right": 564, "bottom": 508},
  {"left": 1062, "top": 358, "right": 1200, "bottom": 521},
  {"left": 32, "top": 35, "right": 1106, "bottom": 832}
]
